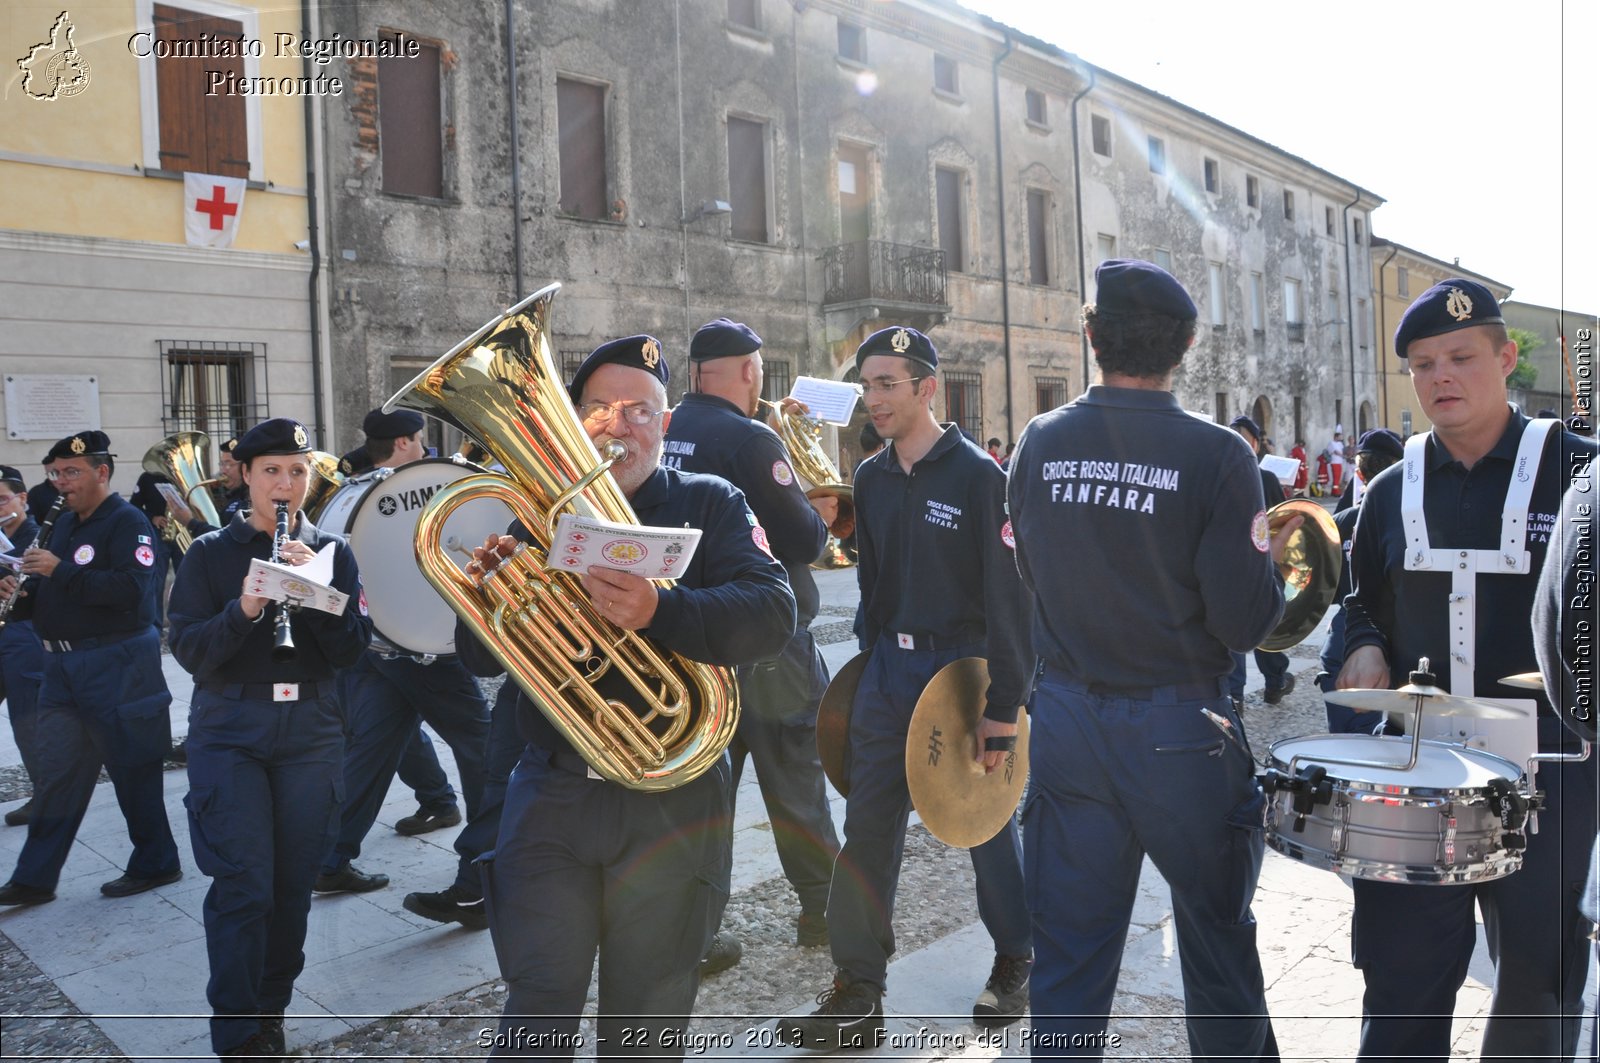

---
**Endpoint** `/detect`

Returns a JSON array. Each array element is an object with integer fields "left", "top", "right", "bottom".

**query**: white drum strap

[{"left": 1399, "top": 420, "right": 1556, "bottom": 697}]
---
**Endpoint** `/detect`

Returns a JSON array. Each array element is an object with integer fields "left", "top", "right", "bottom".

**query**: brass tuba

[
  {"left": 385, "top": 283, "right": 739, "bottom": 791},
  {"left": 301, "top": 451, "right": 346, "bottom": 522},
  {"left": 761, "top": 399, "right": 856, "bottom": 567},
  {"left": 1258, "top": 498, "right": 1342, "bottom": 651},
  {"left": 142, "top": 432, "right": 224, "bottom": 553}
]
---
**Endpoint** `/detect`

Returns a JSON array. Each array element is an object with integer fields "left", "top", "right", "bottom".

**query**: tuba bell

[
  {"left": 1258, "top": 498, "right": 1342, "bottom": 651},
  {"left": 301, "top": 451, "right": 346, "bottom": 522},
  {"left": 384, "top": 283, "right": 739, "bottom": 791},
  {"left": 761, "top": 399, "right": 856, "bottom": 568},
  {"left": 142, "top": 432, "right": 224, "bottom": 553}
]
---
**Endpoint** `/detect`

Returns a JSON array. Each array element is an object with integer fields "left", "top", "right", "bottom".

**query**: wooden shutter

[
  {"left": 154, "top": 4, "right": 247, "bottom": 177},
  {"left": 727, "top": 117, "right": 767, "bottom": 243},
  {"left": 557, "top": 78, "right": 607, "bottom": 219},
  {"left": 380, "top": 39, "right": 443, "bottom": 197},
  {"left": 1027, "top": 190, "right": 1049, "bottom": 285},
  {"left": 936, "top": 169, "right": 962, "bottom": 273}
]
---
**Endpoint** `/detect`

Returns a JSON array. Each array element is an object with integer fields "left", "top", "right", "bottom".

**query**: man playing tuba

[{"left": 457, "top": 335, "right": 796, "bottom": 1060}]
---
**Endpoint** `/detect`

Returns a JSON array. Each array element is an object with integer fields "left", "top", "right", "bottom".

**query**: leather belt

[{"left": 196, "top": 680, "right": 333, "bottom": 701}]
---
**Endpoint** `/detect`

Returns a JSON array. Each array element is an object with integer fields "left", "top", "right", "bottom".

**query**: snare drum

[
  {"left": 1263, "top": 733, "right": 1532, "bottom": 885},
  {"left": 316, "top": 457, "right": 514, "bottom": 658}
]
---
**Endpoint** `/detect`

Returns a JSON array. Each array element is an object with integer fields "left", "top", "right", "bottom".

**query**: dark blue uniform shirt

[
  {"left": 167, "top": 511, "right": 373, "bottom": 684},
  {"left": 663, "top": 392, "right": 828, "bottom": 625},
  {"left": 456, "top": 465, "right": 796, "bottom": 755},
  {"left": 6, "top": 516, "right": 40, "bottom": 556},
  {"left": 186, "top": 484, "right": 249, "bottom": 538},
  {"left": 854, "top": 424, "right": 1032, "bottom": 721},
  {"left": 1008, "top": 387, "right": 1286, "bottom": 689},
  {"left": 1345, "top": 410, "right": 1597, "bottom": 715},
  {"left": 17, "top": 493, "right": 158, "bottom": 640}
]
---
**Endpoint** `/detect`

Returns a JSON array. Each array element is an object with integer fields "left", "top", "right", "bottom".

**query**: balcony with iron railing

[{"left": 819, "top": 240, "right": 950, "bottom": 337}]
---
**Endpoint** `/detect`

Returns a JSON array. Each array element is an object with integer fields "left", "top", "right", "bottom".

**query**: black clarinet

[
  {"left": 0, "top": 495, "right": 65, "bottom": 635},
  {"left": 271, "top": 501, "right": 297, "bottom": 663}
]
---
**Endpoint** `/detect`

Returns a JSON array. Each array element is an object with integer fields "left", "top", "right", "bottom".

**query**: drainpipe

[
  {"left": 675, "top": 0, "right": 691, "bottom": 373},
  {"left": 791, "top": 1, "right": 813, "bottom": 379},
  {"left": 1375, "top": 241, "right": 1398, "bottom": 429},
  {"left": 1069, "top": 65, "right": 1096, "bottom": 395},
  {"left": 505, "top": 0, "right": 524, "bottom": 295},
  {"left": 1341, "top": 186, "right": 1362, "bottom": 433},
  {"left": 989, "top": 31, "right": 1015, "bottom": 441},
  {"left": 300, "top": 0, "right": 327, "bottom": 447}
]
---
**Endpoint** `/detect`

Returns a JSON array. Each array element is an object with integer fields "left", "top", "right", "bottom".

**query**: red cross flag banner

[{"left": 183, "top": 172, "right": 246, "bottom": 249}]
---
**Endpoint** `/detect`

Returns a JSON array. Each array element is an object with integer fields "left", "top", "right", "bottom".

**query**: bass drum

[{"left": 317, "top": 457, "right": 515, "bottom": 657}]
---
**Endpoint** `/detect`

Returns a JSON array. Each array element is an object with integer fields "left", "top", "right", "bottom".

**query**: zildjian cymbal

[
  {"left": 1324, "top": 686, "right": 1530, "bottom": 719},
  {"left": 816, "top": 650, "right": 870, "bottom": 797},
  {"left": 905, "top": 657, "right": 1029, "bottom": 849}
]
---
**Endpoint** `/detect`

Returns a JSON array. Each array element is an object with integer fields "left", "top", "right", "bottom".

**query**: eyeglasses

[
  {"left": 46, "top": 467, "right": 89, "bottom": 482},
  {"left": 860, "top": 377, "right": 924, "bottom": 396},
  {"left": 579, "top": 401, "right": 665, "bottom": 427}
]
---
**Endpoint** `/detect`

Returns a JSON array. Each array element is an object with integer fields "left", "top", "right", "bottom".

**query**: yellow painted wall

[{"left": 1, "top": 0, "right": 309, "bottom": 251}]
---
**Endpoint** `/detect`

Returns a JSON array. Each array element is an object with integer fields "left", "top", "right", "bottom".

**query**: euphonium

[
  {"left": 141, "top": 432, "right": 224, "bottom": 553},
  {"left": 384, "top": 283, "right": 739, "bottom": 791},
  {"left": 760, "top": 399, "right": 856, "bottom": 568}
]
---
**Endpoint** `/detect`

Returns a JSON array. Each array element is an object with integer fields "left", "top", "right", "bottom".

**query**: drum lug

[{"left": 1284, "top": 765, "right": 1332, "bottom": 832}]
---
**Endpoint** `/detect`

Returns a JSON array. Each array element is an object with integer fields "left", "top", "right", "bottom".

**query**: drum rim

[
  {"left": 1267, "top": 734, "right": 1525, "bottom": 797},
  {"left": 1265, "top": 833, "right": 1524, "bottom": 884}
]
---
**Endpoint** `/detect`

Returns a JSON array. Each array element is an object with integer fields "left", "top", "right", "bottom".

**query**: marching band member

[
  {"left": 0, "top": 465, "right": 47, "bottom": 827},
  {"left": 778, "top": 326, "right": 1033, "bottom": 1049},
  {"left": 663, "top": 317, "right": 841, "bottom": 968},
  {"left": 0, "top": 431, "right": 181, "bottom": 908},
  {"left": 1338, "top": 279, "right": 1596, "bottom": 1060},
  {"left": 312, "top": 408, "right": 491, "bottom": 901},
  {"left": 461, "top": 335, "right": 795, "bottom": 1059},
  {"left": 167, "top": 417, "right": 372, "bottom": 1061},
  {"left": 1008, "top": 261, "right": 1287, "bottom": 1060}
]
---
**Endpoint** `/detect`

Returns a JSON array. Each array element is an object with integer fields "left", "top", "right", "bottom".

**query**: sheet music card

[
  {"left": 245, "top": 542, "right": 349, "bottom": 615},
  {"left": 546, "top": 513, "right": 701, "bottom": 580},
  {"left": 788, "top": 376, "right": 860, "bottom": 427}
]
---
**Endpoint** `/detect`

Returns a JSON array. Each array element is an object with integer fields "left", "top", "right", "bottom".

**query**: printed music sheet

[{"left": 545, "top": 513, "right": 702, "bottom": 580}]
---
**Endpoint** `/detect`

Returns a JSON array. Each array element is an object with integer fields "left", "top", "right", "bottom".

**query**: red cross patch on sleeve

[{"left": 1001, "top": 520, "right": 1015, "bottom": 550}]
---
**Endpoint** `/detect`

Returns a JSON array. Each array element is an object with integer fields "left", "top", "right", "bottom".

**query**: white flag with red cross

[{"left": 184, "top": 172, "right": 246, "bottom": 248}]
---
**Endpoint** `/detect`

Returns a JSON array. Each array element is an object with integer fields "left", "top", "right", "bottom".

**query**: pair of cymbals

[
  {"left": 816, "top": 653, "right": 1027, "bottom": 849},
  {"left": 1325, "top": 674, "right": 1540, "bottom": 719}
]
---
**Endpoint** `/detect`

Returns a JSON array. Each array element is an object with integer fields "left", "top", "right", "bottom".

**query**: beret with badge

[
  {"left": 1228, "top": 414, "right": 1264, "bottom": 444},
  {"left": 339, "top": 444, "right": 374, "bottom": 477},
  {"left": 233, "top": 418, "right": 312, "bottom": 464},
  {"left": 362, "top": 407, "right": 426, "bottom": 441},
  {"left": 0, "top": 465, "right": 24, "bottom": 490},
  {"left": 1356, "top": 428, "right": 1405, "bottom": 461},
  {"left": 44, "top": 430, "right": 114, "bottom": 463},
  {"left": 1092, "top": 258, "right": 1199, "bottom": 320},
  {"left": 567, "top": 334, "right": 670, "bottom": 404},
  {"left": 219, "top": 436, "right": 240, "bottom": 456},
  {"left": 854, "top": 325, "right": 939, "bottom": 374},
  {"left": 1393, "top": 278, "right": 1504, "bottom": 359},
  {"left": 689, "top": 318, "right": 762, "bottom": 362}
]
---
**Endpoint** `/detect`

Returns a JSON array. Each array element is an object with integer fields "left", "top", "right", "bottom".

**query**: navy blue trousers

[
  {"left": 1024, "top": 674, "right": 1278, "bottom": 1061},
  {"left": 10, "top": 630, "right": 178, "bottom": 890},
  {"left": 0, "top": 619, "right": 45, "bottom": 786},
  {"left": 1352, "top": 719, "right": 1597, "bottom": 1062},
  {"left": 730, "top": 629, "right": 840, "bottom": 914},
  {"left": 450, "top": 680, "right": 523, "bottom": 894},
  {"left": 480, "top": 746, "right": 732, "bottom": 1060},
  {"left": 185, "top": 688, "right": 344, "bottom": 1055},
  {"left": 397, "top": 725, "right": 458, "bottom": 813},
  {"left": 827, "top": 633, "right": 1030, "bottom": 990},
  {"left": 1229, "top": 649, "right": 1290, "bottom": 699},
  {"left": 322, "top": 652, "right": 489, "bottom": 873}
]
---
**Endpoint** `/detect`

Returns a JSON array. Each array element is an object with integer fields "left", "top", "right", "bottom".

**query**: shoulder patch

[
  {"left": 772, "top": 459, "right": 795, "bottom": 487},
  {"left": 1250, "top": 510, "right": 1271, "bottom": 553},
  {"left": 135, "top": 544, "right": 155, "bottom": 567},
  {"left": 751, "top": 522, "right": 773, "bottom": 558},
  {"left": 357, "top": 585, "right": 369, "bottom": 617},
  {"left": 1001, "top": 519, "right": 1015, "bottom": 550},
  {"left": 73, "top": 544, "right": 95, "bottom": 565}
]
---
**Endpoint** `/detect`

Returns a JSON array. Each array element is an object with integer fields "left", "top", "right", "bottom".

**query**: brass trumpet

[
  {"left": 385, "top": 284, "right": 738, "bottom": 791},
  {"left": 761, "top": 399, "right": 856, "bottom": 567},
  {"left": 141, "top": 432, "right": 224, "bottom": 553}
]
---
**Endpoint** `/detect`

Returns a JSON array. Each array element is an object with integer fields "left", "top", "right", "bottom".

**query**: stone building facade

[{"left": 313, "top": 0, "right": 1381, "bottom": 469}]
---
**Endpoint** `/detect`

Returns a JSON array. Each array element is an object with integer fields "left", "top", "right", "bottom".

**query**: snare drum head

[
  {"left": 322, "top": 458, "right": 514, "bottom": 656},
  {"left": 1269, "top": 733, "right": 1519, "bottom": 790}
]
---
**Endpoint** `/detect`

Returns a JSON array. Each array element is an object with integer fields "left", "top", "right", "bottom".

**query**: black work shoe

[
  {"left": 797, "top": 910, "right": 829, "bottom": 948},
  {"left": 221, "top": 1030, "right": 279, "bottom": 1061},
  {"left": 4, "top": 799, "right": 33, "bottom": 827},
  {"left": 404, "top": 884, "right": 488, "bottom": 930},
  {"left": 259, "top": 1012, "right": 286, "bottom": 1054},
  {"left": 776, "top": 973, "right": 885, "bottom": 1050},
  {"left": 972, "top": 953, "right": 1031, "bottom": 1026},
  {"left": 1264, "top": 673, "right": 1298, "bottom": 705},
  {"left": 699, "top": 931, "right": 742, "bottom": 977},
  {"left": 313, "top": 864, "right": 389, "bottom": 894},
  {"left": 101, "top": 868, "right": 183, "bottom": 897},
  {"left": 394, "top": 805, "right": 462, "bottom": 836},
  {"left": 0, "top": 880, "right": 56, "bottom": 906}
]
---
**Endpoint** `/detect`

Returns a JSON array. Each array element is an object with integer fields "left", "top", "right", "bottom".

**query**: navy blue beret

[
  {"left": 233, "top": 418, "right": 312, "bottom": 464},
  {"left": 568, "top": 334, "right": 670, "bottom": 404},
  {"left": 1356, "top": 428, "right": 1405, "bottom": 461},
  {"left": 0, "top": 465, "right": 23, "bottom": 489},
  {"left": 854, "top": 326, "right": 938, "bottom": 374},
  {"left": 45, "top": 430, "right": 113, "bottom": 462},
  {"left": 1093, "top": 259, "right": 1198, "bottom": 320},
  {"left": 339, "top": 444, "right": 373, "bottom": 477},
  {"left": 362, "top": 407, "right": 426, "bottom": 441},
  {"left": 689, "top": 318, "right": 762, "bottom": 362},
  {"left": 1394, "top": 278, "right": 1504, "bottom": 359},
  {"left": 219, "top": 436, "right": 240, "bottom": 455},
  {"left": 1228, "top": 415, "right": 1263, "bottom": 442}
]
